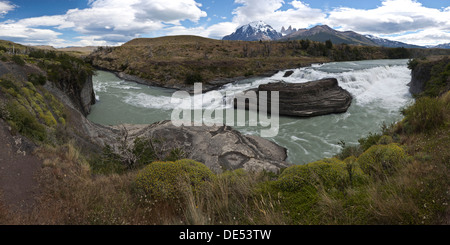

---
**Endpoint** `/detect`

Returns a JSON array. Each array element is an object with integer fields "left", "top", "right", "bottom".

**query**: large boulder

[
  {"left": 110, "top": 121, "right": 290, "bottom": 173},
  {"left": 235, "top": 78, "right": 353, "bottom": 117}
]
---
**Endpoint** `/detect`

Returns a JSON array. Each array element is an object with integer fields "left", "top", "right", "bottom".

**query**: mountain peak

[
  {"left": 310, "top": 25, "right": 335, "bottom": 33},
  {"left": 240, "top": 20, "right": 269, "bottom": 31},
  {"left": 280, "top": 25, "right": 297, "bottom": 36},
  {"left": 223, "top": 21, "right": 281, "bottom": 41}
]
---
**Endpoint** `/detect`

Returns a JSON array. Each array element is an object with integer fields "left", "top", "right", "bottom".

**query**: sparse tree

[{"left": 325, "top": 39, "right": 333, "bottom": 49}]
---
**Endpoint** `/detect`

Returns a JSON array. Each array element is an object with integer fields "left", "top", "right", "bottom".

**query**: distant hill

[
  {"left": 222, "top": 21, "right": 281, "bottom": 41},
  {"left": 431, "top": 43, "right": 450, "bottom": 49},
  {"left": 32, "top": 45, "right": 57, "bottom": 50},
  {"left": 124, "top": 35, "right": 215, "bottom": 46},
  {"left": 364, "top": 35, "right": 425, "bottom": 48},
  {"left": 29, "top": 45, "right": 97, "bottom": 57}
]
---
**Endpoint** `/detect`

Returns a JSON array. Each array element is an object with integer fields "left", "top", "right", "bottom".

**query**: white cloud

[
  {"left": 0, "top": 0, "right": 207, "bottom": 47},
  {"left": 165, "top": 21, "right": 238, "bottom": 40},
  {"left": 327, "top": 0, "right": 450, "bottom": 35},
  {"left": 0, "top": 0, "right": 449, "bottom": 47},
  {"left": 385, "top": 29, "right": 450, "bottom": 46},
  {"left": 231, "top": 0, "right": 326, "bottom": 30},
  {"left": 0, "top": 22, "right": 63, "bottom": 45},
  {"left": 0, "top": 1, "right": 15, "bottom": 17}
]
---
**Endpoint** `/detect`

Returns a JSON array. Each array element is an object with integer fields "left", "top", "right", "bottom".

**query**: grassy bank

[{"left": 13, "top": 99, "right": 448, "bottom": 225}]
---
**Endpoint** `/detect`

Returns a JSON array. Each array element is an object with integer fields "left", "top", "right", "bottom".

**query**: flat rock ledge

[
  {"left": 235, "top": 78, "right": 353, "bottom": 117},
  {"left": 110, "top": 121, "right": 290, "bottom": 173}
]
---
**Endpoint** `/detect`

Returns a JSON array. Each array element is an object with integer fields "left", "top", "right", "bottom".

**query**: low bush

[
  {"left": 185, "top": 72, "right": 203, "bottom": 85},
  {"left": 358, "top": 132, "right": 382, "bottom": 152},
  {"left": 89, "top": 147, "right": 126, "bottom": 175},
  {"left": 401, "top": 97, "right": 445, "bottom": 134},
  {"left": 275, "top": 158, "right": 367, "bottom": 193},
  {"left": 12, "top": 55, "right": 25, "bottom": 66},
  {"left": 0, "top": 78, "right": 20, "bottom": 94},
  {"left": 357, "top": 143, "right": 408, "bottom": 179},
  {"left": 6, "top": 101, "right": 46, "bottom": 142},
  {"left": 377, "top": 135, "right": 394, "bottom": 145},
  {"left": 28, "top": 73, "right": 47, "bottom": 86},
  {"left": 135, "top": 159, "right": 215, "bottom": 200},
  {"left": 336, "top": 143, "right": 363, "bottom": 160}
]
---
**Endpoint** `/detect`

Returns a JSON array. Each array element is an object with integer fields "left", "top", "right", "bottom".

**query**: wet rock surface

[{"left": 235, "top": 78, "right": 353, "bottom": 117}]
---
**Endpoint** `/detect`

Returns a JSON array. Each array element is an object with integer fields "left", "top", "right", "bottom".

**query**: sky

[{"left": 0, "top": 0, "right": 449, "bottom": 47}]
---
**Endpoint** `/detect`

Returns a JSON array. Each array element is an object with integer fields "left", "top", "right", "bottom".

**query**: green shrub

[
  {"left": 7, "top": 101, "right": 46, "bottom": 142},
  {"left": 357, "top": 144, "right": 408, "bottom": 179},
  {"left": 344, "top": 156, "right": 357, "bottom": 164},
  {"left": 377, "top": 135, "right": 394, "bottom": 145},
  {"left": 358, "top": 133, "right": 382, "bottom": 152},
  {"left": 12, "top": 55, "right": 25, "bottom": 66},
  {"left": 28, "top": 73, "right": 47, "bottom": 86},
  {"left": 135, "top": 159, "right": 215, "bottom": 200},
  {"left": 401, "top": 97, "right": 445, "bottom": 133},
  {"left": 407, "top": 59, "right": 419, "bottom": 70},
  {"left": 132, "top": 137, "right": 158, "bottom": 166},
  {"left": 219, "top": 168, "right": 249, "bottom": 184},
  {"left": 89, "top": 147, "right": 126, "bottom": 175},
  {"left": 0, "top": 100, "right": 9, "bottom": 120},
  {"left": 185, "top": 72, "right": 203, "bottom": 85},
  {"left": 275, "top": 158, "right": 366, "bottom": 192},
  {"left": 336, "top": 142, "right": 363, "bottom": 160},
  {"left": 43, "top": 110, "right": 57, "bottom": 127},
  {"left": 423, "top": 59, "right": 450, "bottom": 97},
  {"left": 268, "top": 157, "right": 370, "bottom": 223},
  {"left": 0, "top": 78, "right": 20, "bottom": 94}
]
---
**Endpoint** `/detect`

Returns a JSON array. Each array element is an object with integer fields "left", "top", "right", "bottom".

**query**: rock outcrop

[
  {"left": 0, "top": 61, "right": 96, "bottom": 117},
  {"left": 408, "top": 57, "right": 450, "bottom": 96},
  {"left": 235, "top": 78, "right": 353, "bottom": 117},
  {"left": 283, "top": 70, "right": 294, "bottom": 77},
  {"left": 409, "top": 61, "right": 433, "bottom": 95},
  {"left": 80, "top": 75, "right": 96, "bottom": 115},
  {"left": 110, "top": 122, "right": 290, "bottom": 173}
]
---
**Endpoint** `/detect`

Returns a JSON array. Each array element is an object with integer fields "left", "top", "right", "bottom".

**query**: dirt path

[{"left": 0, "top": 119, "right": 42, "bottom": 219}]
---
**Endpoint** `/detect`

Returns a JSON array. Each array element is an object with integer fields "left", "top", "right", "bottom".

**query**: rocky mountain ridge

[{"left": 223, "top": 22, "right": 432, "bottom": 48}]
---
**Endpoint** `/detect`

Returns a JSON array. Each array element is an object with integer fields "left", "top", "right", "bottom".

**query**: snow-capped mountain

[
  {"left": 222, "top": 21, "right": 282, "bottom": 41},
  {"left": 431, "top": 43, "right": 450, "bottom": 49},
  {"left": 365, "top": 35, "right": 424, "bottom": 49}
]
